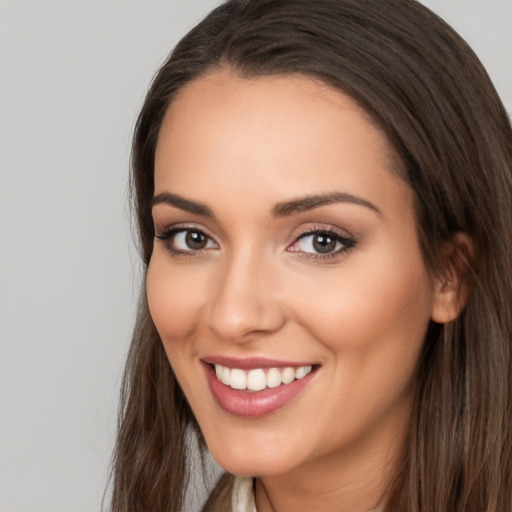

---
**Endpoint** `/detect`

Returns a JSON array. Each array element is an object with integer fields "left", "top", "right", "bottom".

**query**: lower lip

[{"left": 203, "top": 363, "right": 316, "bottom": 418}]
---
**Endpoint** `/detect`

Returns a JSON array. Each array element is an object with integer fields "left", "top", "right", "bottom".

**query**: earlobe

[{"left": 431, "top": 233, "right": 474, "bottom": 324}]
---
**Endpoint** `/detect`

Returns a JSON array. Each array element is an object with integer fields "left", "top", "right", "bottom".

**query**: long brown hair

[{"left": 109, "top": 1, "right": 512, "bottom": 510}]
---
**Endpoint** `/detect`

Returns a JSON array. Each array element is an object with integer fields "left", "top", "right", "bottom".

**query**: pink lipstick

[{"left": 202, "top": 357, "right": 317, "bottom": 417}]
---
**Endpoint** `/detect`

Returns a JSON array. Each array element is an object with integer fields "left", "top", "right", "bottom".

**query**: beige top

[
  {"left": 231, "top": 477, "right": 257, "bottom": 512},
  {"left": 230, "top": 476, "right": 383, "bottom": 512},
  {"left": 201, "top": 474, "right": 383, "bottom": 511}
]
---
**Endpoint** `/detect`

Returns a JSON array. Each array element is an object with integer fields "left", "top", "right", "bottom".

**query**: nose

[{"left": 204, "top": 249, "right": 287, "bottom": 343}]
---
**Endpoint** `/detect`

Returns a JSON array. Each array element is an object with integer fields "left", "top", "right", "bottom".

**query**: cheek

[
  {"left": 146, "top": 254, "right": 207, "bottom": 343},
  {"left": 288, "top": 249, "right": 434, "bottom": 357},
  {"left": 146, "top": 255, "right": 211, "bottom": 404},
  {"left": 284, "top": 251, "right": 433, "bottom": 447}
]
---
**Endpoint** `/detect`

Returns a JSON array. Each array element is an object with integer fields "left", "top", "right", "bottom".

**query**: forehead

[{"left": 154, "top": 70, "right": 411, "bottom": 217}]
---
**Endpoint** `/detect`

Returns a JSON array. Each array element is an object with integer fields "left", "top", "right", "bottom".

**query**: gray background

[{"left": 0, "top": 1, "right": 511, "bottom": 511}]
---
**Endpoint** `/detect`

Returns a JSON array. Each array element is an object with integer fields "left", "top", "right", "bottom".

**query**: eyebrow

[
  {"left": 151, "top": 191, "right": 381, "bottom": 218},
  {"left": 151, "top": 192, "right": 213, "bottom": 217},
  {"left": 272, "top": 192, "right": 382, "bottom": 217}
]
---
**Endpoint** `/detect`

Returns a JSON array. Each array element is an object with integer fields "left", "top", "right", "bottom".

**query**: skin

[{"left": 147, "top": 70, "right": 459, "bottom": 512}]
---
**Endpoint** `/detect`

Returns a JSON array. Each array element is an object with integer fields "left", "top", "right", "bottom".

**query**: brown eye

[
  {"left": 288, "top": 229, "right": 356, "bottom": 258},
  {"left": 185, "top": 230, "right": 208, "bottom": 250},
  {"left": 296, "top": 232, "right": 342, "bottom": 254},
  {"left": 312, "top": 234, "right": 338, "bottom": 253},
  {"left": 155, "top": 228, "right": 217, "bottom": 253}
]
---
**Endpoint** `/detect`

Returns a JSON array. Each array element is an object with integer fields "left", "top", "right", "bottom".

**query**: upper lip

[{"left": 201, "top": 355, "right": 317, "bottom": 370}]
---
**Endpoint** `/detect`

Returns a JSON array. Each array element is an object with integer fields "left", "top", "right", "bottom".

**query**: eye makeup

[
  {"left": 155, "top": 225, "right": 218, "bottom": 257},
  {"left": 154, "top": 222, "right": 357, "bottom": 262},
  {"left": 287, "top": 229, "right": 356, "bottom": 260}
]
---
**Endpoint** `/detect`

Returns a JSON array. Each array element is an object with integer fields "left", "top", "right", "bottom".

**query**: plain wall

[{"left": 0, "top": 1, "right": 510, "bottom": 511}]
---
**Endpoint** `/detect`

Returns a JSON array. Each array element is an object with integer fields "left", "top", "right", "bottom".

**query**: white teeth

[
  {"left": 281, "top": 367, "right": 295, "bottom": 384},
  {"left": 266, "top": 367, "right": 282, "bottom": 388},
  {"left": 295, "top": 365, "right": 312, "bottom": 379},
  {"left": 212, "top": 364, "right": 314, "bottom": 390},
  {"left": 230, "top": 368, "right": 247, "bottom": 390},
  {"left": 221, "top": 366, "right": 231, "bottom": 385},
  {"left": 247, "top": 369, "right": 266, "bottom": 391}
]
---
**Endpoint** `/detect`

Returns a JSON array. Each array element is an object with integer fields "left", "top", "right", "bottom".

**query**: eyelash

[
  {"left": 288, "top": 227, "right": 356, "bottom": 260},
  {"left": 155, "top": 226, "right": 216, "bottom": 258},
  {"left": 154, "top": 226, "right": 356, "bottom": 260}
]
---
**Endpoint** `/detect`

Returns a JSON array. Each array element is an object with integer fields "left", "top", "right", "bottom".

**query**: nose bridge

[{"left": 205, "top": 243, "right": 285, "bottom": 342}]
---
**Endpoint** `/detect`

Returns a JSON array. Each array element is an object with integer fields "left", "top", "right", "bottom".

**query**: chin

[
  {"left": 211, "top": 452, "right": 294, "bottom": 478},
  {"left": 205, "top": 430, "right": 302, "bottom": 478}
]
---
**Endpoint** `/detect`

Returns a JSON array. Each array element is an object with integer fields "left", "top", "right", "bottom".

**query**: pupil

[
  {"left": 186, "top": 231, "right": 207, "bottom": 249},
  {"left": 313, "top": 234, "right": 336, "bottom": 253}
]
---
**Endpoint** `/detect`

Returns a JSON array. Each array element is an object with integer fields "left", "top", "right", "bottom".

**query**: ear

[{"left": 431, "top": 233, "right": 474, "bottom": 324}]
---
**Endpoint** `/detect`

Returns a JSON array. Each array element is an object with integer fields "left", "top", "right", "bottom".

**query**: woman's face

[{"left": 147, "top": 70, "right": 440, "bottom": 479}]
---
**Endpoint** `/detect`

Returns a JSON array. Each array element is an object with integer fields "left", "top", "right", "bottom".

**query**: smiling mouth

[
  {"left": 212, "top": 363, "right": 314, "bottom": 391},
  {"left": 203, "top": 360, "right": 319, "bottom": 417}
]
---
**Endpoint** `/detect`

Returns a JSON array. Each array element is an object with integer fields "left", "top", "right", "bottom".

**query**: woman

[{"left": 110, "top": 0, "right": 512, "bottom": 510}]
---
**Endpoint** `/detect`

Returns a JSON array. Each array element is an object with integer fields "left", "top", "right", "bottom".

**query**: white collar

[
  {"left": 231, "top": 477, "right": 257, "bottom": 512},
  {"left": 231, "top": 476, "right": 383, "bottom": 512}
]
